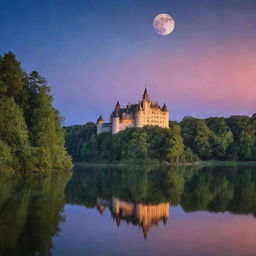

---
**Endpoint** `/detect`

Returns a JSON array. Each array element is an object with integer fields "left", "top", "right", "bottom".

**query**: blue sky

[{"left": 1, "top": 0, "right": 256, "bottom": 125}]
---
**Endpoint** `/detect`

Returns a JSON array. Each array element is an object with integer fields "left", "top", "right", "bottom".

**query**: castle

[
  {"left": 96, "top": 197, "right": 169, "bottom": 239},
  {"left": 96, "top": 88, "right": 169, "bottom": 134}
]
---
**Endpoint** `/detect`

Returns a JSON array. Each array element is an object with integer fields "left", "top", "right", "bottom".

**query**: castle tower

[
  {"left": 135, "top": 103, "right": 143, "bottom": 127},
  {"left": 142, "top": 88, "right": 151, "bottom": 114},
  {"left": 142, "top": 88, "right": 150, "bottom": 101},
  {"left": 163, "top": 103, "right": 169, "bottom": 127},
  {"left": 96, "top": 116, "right": 104, "bottom": 134},
  {"left": 112, "top": 110, "right": 120, "bottom": 134},
  {"left": 115, "top": 101, "right": 121, "bottom": 110}
]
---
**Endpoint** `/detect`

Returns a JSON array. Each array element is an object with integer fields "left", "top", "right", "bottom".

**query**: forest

[
  {"left": 65, "top": 114, "right": 256, "bottom": 163},
  {"left": 0, "top": 52, "right": 72, "bottom": 172}
]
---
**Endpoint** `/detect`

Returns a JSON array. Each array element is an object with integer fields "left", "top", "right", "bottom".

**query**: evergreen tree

[
  {"left": 0, "top": 52, "right": 24, "bottom": 100},
  {"left": 0, "top": 52, "right": 72, "bottom": 172}
]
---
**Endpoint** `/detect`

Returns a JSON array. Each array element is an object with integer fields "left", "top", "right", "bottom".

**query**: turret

[
  {"left": 142, "top": 88, "right": 151, "bottom": 114},
  {"left": 112, "top": 110, "right": 120, "bottom": 134},
  {"left": 142, "top": 88, "right": 150, "bottom": 101},
  {"left": 162, "top": 103, "right": 168, "bottom": 112},
  {"left": 96, "top": 115, "right": 104, "bottom": 134},
  {"left": 135, "top": 103, "right": 143, "bottom": 127},
  {"left": 115, "top": 101, "right": 121, "bottom": 111},
  {"left": 162, "top": 103, "right": 169, "bottom": 128}
]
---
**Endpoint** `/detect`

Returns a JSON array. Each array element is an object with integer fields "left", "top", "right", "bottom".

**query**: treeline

[
  {"left": 181, "top": 115, "right": 256, "bottom": 160},
  {"left": 65, "top": 124, "right": 198, "bottom": 163},
  {"left": 65, "top": 114, "right": 256, "bottom": 163},
  {"left": 0, "top": 52, "right": 72, "bottom": 172}
]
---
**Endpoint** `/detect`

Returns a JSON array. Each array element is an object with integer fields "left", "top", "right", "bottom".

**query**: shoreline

[{"left": 74, "top": 160, "right": 256, "bottom": 167}]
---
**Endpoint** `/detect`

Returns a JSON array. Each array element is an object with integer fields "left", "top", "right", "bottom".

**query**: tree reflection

[
  {"left": 0, "top": 172, "right": 71, "bottom": 256},
  {"left": 66, "top": 164, "right": 256, "bottom": 237}
]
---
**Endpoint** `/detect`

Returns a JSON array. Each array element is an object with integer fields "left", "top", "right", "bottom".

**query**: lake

[{"left": 1, "top": 164, "right": 256, "bottom": 256}]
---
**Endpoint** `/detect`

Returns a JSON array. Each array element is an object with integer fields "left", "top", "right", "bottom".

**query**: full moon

[{"left": 153, "top": 14, "right": 175, "bottom": 36}]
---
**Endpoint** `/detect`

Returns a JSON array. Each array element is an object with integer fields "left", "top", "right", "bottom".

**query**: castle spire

[
  {"left": 142, "top": 88, "right": 150, "bottom": 101},
  {"left": 163, "top": 103, "right": 168, "bottom": 112},
  {"left": 115, "top": 101, "right": 121, "bottom": 110}
]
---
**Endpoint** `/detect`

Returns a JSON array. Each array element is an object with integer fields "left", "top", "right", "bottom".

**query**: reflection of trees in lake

[
  {"left": 0, "top": 173, "right": 71, "bottom": 256},
  {"left": 66, "top": 165, "right": 196, "bottom": 206},
  {"left": 66, "top": 164, "right": 256, "bottom": 217}
]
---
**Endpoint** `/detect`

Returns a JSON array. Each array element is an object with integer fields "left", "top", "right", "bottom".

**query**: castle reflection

[
  {"left": 97, "top": 197, "right": 169, "bottom": 238},
  {"left": 66, "top": 164, "right": 256, "bottom": 227}
]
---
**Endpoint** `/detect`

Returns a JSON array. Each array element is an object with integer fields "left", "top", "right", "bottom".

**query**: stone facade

[{"left": 97, "top": 88, "right": 169, "bottom": 134}]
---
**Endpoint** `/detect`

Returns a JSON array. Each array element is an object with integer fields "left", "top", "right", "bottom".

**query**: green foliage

[
  {"left": 66, "top": 112, "right": 256, "bottom": 163},
  {"left": 65, "top": 125, "right": 189, "bottom": 163},
  {"left": 0, "top": 52, "right": 24, "bottom": 99},
  {"left": 0, "top": 52, "right": 72, "bottom": 172},
  {"left": 123, "top": 132, "right": 148, "bottom": 160},
  {"left": 166, "top": 125, "right": 184, "bottom": 163},
  {"left": 239, "top": 132, "right": 255, "bottom": 160},
  {"left": 65, "top": 123, "right": 96, "bottom": 161},
  {"left": 0, "top": 96, "right": 30, "bottom": 170},
  {"left": 181, "top": 115, "right": 256, "bottom": 161},
  {"left": 0, "top": 140, "right": 13, "bottom": 169}
]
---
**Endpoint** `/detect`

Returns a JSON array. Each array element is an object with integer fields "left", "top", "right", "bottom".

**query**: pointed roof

[
  {"left": 143, "top": 227, "right": 149, "bottom": 240},
  {"left": 142, "top": 88, "right": 150, "bottom": 101},
  {"left": 115, "top": 101, "right": 121, "bottom": 110},
  {"left": 97, "top": 205, "right": 105, "bottom": 214},
  {"left": 97, "top": 115, "right": 104, "bottom": 123},
  {"left": 163, "top": 103, "right": 168, "bottom": 112}
]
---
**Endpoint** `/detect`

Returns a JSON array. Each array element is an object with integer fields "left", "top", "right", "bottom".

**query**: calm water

[{"left": 1, "top": 165, "right": 256, "bottom": 256}]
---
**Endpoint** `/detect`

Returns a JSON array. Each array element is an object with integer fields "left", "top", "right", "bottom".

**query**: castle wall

[
  {"left": 101, "top": 124, "right": 112, "bottom": 133},
  {"left": 97, "top": 123, "right": 112, "bottom": 134},
  {"left": 137, "top": 103, "right": 169, "bottom": 129},
  {"left": 97, "top": 123, "right": 102, "bottom": 134},
  {"left": 112, "top": 117, "right": 119, "bottom": 134},
  {"left": 119, "top": 119, "right": 135, "bottom": 132}
]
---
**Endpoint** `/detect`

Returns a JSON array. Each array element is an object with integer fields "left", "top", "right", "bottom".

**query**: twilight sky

[{"left": 1, "top": 0, "right": 256, "bottom": 125}]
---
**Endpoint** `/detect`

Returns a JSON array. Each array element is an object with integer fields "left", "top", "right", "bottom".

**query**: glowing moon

[{"left": 153, "top": 14, "right": 175, "bottom": 36}]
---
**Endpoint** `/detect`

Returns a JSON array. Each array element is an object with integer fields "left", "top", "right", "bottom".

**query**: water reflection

[
  {"left": 68, "top": 164, "right": 256, "bottom": 214},
  {"left": 66, "top": 164, "right": 256, "bottom": 237},
  {"left": 1, "top": 165, "right": 256, "bottom": 255},
  {"left": 97, "top": 197, "right": 169, "bottom": 239},
  {"left": 0, "top": 173, "right": 71, "bottom": 256}
]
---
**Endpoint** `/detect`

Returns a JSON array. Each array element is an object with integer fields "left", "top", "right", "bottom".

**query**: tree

[
  {"left": 23, "top": 71, "right": 72, "bottom": 170},
  {"left": 124, "top": 131, "right": 148, "bottom": 160},
  {"left": 0, "top": 52, "right": 24, "bottom": 99},
  {"left": 194, "top": 122, "right": 213, "bottom": 160},
  {"left": 166, "top": 125, "right": 184, "bottom": 163},
  {"left": 205, "top": 117, "right": 230, "bottom": 136},
  {"left": 0, "top": 52, "right": 72, "bottom": 172},
  {"left": 239, "top": 132, "right": 255, "bottom": 160},
  {"left": 0, "top": 140, "right": 13, "bottom": 169},
  {"left": 0, "top": 96, "right": 30, "bottom": 170},
  {"left": 210, "top": 131, "right": 234, "bottom": 159}
]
